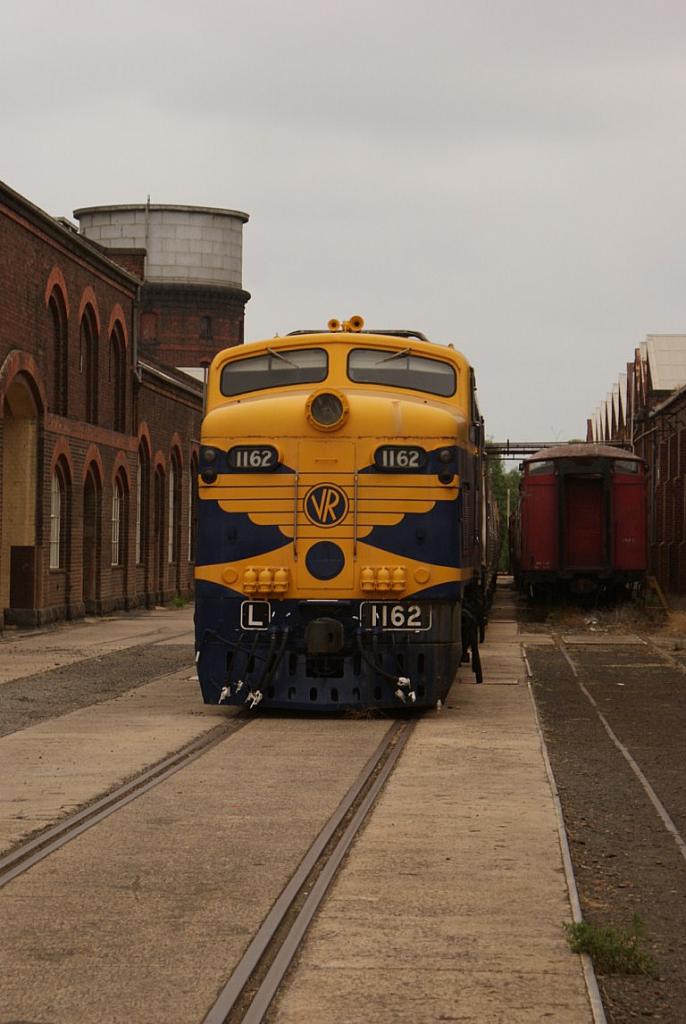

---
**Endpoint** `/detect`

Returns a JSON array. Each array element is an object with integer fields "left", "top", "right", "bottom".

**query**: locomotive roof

[{"left": 524, "top": 443, "right": 642, "bottom": 462}]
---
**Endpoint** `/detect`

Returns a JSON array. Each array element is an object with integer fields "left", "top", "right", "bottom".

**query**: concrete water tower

[{"left": 74, "top": 203, "right": 250, "bottom": 368}]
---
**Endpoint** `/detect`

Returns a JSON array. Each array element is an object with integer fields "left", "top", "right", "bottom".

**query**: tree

[{"left": 487, "top": 452, "right": 521, "bottom": 571}]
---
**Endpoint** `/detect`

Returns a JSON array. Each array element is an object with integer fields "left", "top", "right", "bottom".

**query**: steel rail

[
  {"left": 0, "top": 716, "right": 247, "bottom": 889},
  {"left": 202, "top": 718, "right": 415, "bottom": 1024},
  {"left": 643, "top": 635, "right": 686, "bottom": 677},
  {"left": 523, "top": 649, "right": 608, "bottom": 1024}
]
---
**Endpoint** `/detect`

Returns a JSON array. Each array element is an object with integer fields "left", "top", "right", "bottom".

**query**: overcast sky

[{"left": 3, "top": 0, "right": 686, "bottom": 442}]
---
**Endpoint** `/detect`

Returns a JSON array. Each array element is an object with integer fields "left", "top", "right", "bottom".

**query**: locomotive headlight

[
  {"left": 307, "top": 390, "right": 348, "bottom": 431},
  {"left": 438, "top": 447, "right": 454, "bottom": 463},
  {"left": 201, "top": 447, "right": 218, "bottom": 464}
]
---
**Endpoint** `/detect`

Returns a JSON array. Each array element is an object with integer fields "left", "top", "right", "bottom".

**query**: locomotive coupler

[{"left": 305, "top": 617, "right": 345, "bottom": 654}]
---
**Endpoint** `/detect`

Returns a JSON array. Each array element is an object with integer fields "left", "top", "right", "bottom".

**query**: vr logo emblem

[{"left": 304, "top": 483, "right": 349, "bottom": 528}]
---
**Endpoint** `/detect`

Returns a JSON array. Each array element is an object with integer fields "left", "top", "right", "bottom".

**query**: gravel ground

[
  {"left": 0, "top": 645, "right": 195, "bottom": 738},
  {"left": 528, "top": 634, "right": 686, "bottom": 1023}
]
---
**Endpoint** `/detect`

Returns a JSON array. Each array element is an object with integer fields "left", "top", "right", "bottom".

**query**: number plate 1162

[{"left": 360, "top": 602, "right": 432, "bottom": 631}]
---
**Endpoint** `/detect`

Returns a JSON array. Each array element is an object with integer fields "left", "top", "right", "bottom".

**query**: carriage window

[
  {"left": 528, "top": 460, "right": 554, "bottom": 476},
  {"left": 220, "top": 348, "right": 328, "bottom": 396},
  {"left": 614, "top": 459, "right": 640, "bottom": 474},
  {"left": 347, "top": 348, "right": 456, "bottom": 397}
]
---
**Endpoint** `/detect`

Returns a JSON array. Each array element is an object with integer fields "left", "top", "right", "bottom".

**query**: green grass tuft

[{"left": 564, "top": 915, "right": 657, "bottom": 975}]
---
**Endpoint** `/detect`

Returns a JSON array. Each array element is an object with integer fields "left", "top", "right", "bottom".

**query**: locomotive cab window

[
  {"left": 220, "top": 348, "right": 328, "bottom": 397},
  {"left": 347, "top": 348, "right": 456, "bottom": 397}
]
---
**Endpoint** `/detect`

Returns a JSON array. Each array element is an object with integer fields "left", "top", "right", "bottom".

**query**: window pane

[
  {"left": 528, "top": 460, "right": 554, "bottom": 476},
  {"left": 347, "top": 348, "right": 456, "bottom": 396},
  {"left": 135, "top": 457, "right": 142, "bottom": 564},
  {"left": 188, "top": 461, "right": 197, "bottom": 561},
  {"left": 168, "top": 463, "right": 176, "bottom": 564},
  {"left": 112, "top": 483, "right": 121, "bottom": 566},
  {"left": 614, "top": 459, "right": 639, "bottom": 475},
  {"left": 50, "top": 473, "right": 61, "bottom": 569},
  {"left": 220, "top": 348, "right": 328, "bottom": 396}
]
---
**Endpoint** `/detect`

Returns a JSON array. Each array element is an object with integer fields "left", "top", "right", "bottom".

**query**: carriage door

[{"left": 563, "top": 475, "right": 606, "bottom": 569}]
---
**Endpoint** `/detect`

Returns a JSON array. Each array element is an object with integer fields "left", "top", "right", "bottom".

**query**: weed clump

[{"left": 564, "top": 915, "right": 657, "bottom": 975}]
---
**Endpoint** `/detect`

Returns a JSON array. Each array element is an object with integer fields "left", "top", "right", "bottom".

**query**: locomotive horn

[
  {"left": 349, "top": 315, "right": 365, "bottom": 332},
  {"left": 327, "top": 318, "right": 341, "bottom": 332}
]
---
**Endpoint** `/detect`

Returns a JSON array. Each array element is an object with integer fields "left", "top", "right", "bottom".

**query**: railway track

[
  {"left": 550, "top": 634, "right": 686, "bottom": 866},
  {"left": 0, "top": 715, "right": 249, "bottom": 888},
  {"left": 1, "top": 704, "right": 416, "bottom": 1022},
  {"left": 203, "top": 717, "right": 415, "bottom": 1024}
]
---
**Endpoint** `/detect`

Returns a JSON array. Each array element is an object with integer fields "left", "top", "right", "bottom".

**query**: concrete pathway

[
  {"left": 0, "top": 606, "right": 194, "bottom": 685},
  {"left": 272, "top": 596, "right": 595, "bottom": 1023},
  {"left": 0, "top": 717, "right": 392, "bottom": 1024},
  {"left": 0, "top": 670, "right": 227, "bottom": 853},
  {"left": 0, "top": 606, "right": 217, "bottom": 853}
]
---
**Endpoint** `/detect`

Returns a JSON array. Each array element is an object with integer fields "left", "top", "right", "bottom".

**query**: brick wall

[
  {"left": 0, "top": 182, "right": 205, "bottom": 628},
  {"left": 135, "top": 363, "right": 202, "bottom": 605},
  {"left": 138, "top": 283, "right": 247, "bottom": 368},
  {"left": 631, "top": 393, "right": 686, "bottom": 595}
]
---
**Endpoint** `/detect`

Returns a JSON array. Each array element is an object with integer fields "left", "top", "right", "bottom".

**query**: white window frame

[
  {"left": 135, "top": 455, "right": 142, "bottom": 565},
  {"left": 168, "top": 460, "right": 176, "bottom": 564},
  {"left": 50, "top": 471, "right": 62, "bottom": 569},
  {"left": 112, "top": 479, "right": 122, "bottom": 566},
  {"left": 188, "top": 461, "right": 195, "bottom": 561}
]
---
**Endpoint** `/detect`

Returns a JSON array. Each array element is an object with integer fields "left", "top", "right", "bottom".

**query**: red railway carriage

[{"left": 511, "top": 443, "right": 647, "bottom": 596}]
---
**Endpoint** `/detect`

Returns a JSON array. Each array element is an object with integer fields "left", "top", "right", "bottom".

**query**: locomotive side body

[
  {"left": 512, "top": 443, "right": 647, "bottom": 596},
  {"left": 194, "top": 326, "right": 487, "bottom": 710}
]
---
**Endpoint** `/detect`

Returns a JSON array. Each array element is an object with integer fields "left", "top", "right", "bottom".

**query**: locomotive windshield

[
  {"left": 220, "top": 348, "right": 328, "bottom": 396},
  {"left": 347, "top": 348, "right": 456, "bottom": 397}
]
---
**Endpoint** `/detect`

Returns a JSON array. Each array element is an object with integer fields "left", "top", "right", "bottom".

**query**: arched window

[
  {"left": 136, "top": 443, "right": 150, "bottom": 565},
  {"left": 168, "top": 454, "right": 180, "bottom": 564},
  {"left": 82, "top": 465, "right": 101, "bottom": 609},
  {"left": 188, "top": 452, "right": 198, "bottom": 561},
  {"left": 49, "top": 289, "right": 68, "bottom": 416},
  {"left": 112, "top": 476, "right": 122, "bottom": 566},
  {"left": 50, "top": 468, "right": 65, "bottom": 569},
  {"left": 109, "top": 324, "right": 126, "bottom": 432},
  {"left": 136, "top": 451, "right": 142, "bottom": 564},
  {"left": 80, "top": 307, "right": 99, "bottom": 425},
  {"left": 153, "top": 465, "right": 166, "bottom": 594},
  {"left": 112, "top": 472, "right": 127, "bottom": 567}
]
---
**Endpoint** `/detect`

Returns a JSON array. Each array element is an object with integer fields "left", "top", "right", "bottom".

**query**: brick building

[
  {"left": 0, "top": 182, "right": 249, "bottom": 628},
  {"left": 588, "top": 335, "right": 686, "bottom": 594}
]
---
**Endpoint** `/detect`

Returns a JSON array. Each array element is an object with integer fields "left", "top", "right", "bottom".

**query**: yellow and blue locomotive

[{"left": 195, "top": 317, "right": 493, "bottom": 710}]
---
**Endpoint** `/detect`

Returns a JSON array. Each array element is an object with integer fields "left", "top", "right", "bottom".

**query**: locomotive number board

[
  {"left": 228, "top": 445, "right": 278, "bottom": 470},
  {"left": 360, "top": 602, "right": 432, "bottom": 630},
  {"left": 374, "top": 446, "right": 427, "bottom": 470}
]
